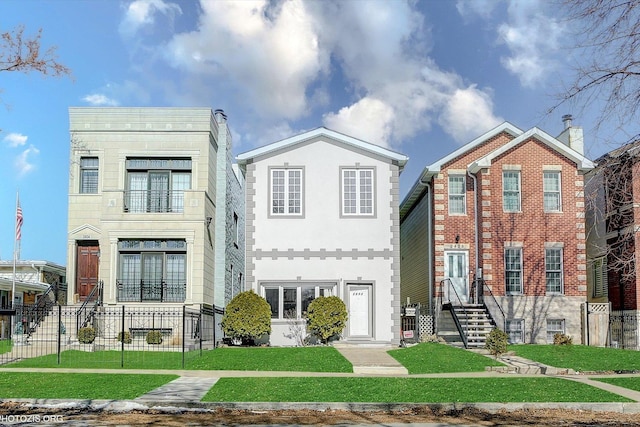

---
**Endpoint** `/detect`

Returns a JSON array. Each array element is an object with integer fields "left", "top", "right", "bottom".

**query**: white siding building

[{"left": 237, "top": 128, "right": 408, "bottom": 346}]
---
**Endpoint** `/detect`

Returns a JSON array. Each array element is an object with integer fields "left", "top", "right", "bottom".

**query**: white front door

[
  {"left": 444, "top": 251, "right": 468, "bottom": 304},
  {"left": 347, "top": 284, "right": 372, "bottom": 338}
]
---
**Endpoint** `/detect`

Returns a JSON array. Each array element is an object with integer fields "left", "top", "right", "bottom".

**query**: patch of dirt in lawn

[{"left": 2, "top": 404, "right": 640, "bottom": 426}]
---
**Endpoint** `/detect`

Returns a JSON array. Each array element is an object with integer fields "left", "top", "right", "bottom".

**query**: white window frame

[
  {"left": 448, "top": 175, "right": 466, "bottom": 215},
  {"left": 262, "top": 283, "right": 337, "bottom": 320},
  {"left": 543, "top": 171, "right": 562, "bottom": 212},
  {"left": 506, "top": 319, "right": 524, "bottom": 344},
  {"left": 270, "top": 167, "right": 303, "bottom": 217},
  {"left": 503, "top": 170, "right": 521, "bottom": 212},
  {"left": 545, "top": 247, "right": 564, "bottom": 294},
  {"left": 546, "top": 319, "right": 565, "bottom": 343},
  {"left": 80, "top": 157, "right": 99, "bottom": 194},
  {"left": 341, "top": 167, "right": 375, "bottom": 217},
  {"left": 505, "top": 247, "right": 523, "bottom": 294}
]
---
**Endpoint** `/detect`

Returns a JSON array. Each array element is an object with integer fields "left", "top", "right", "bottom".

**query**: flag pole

[{"left": 12, "top": 191, "right": 21, "bottom": 310}]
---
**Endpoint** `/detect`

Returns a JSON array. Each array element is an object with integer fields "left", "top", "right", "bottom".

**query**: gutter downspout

[
  {"left": 468, "top": 171, "right": 479, "bottom": 302},
  {"left": 418, "top": 174, "right": 433, "bottom": 317}
]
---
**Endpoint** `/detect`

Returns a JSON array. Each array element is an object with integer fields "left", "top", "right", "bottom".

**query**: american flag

[{"left": 16, "top": 197, "right": 23, "bottom": 241}]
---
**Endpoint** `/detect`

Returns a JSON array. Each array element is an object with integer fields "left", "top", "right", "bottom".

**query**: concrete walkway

[{"left": 2, "top": 345, "right": 640, "bottom": 413}]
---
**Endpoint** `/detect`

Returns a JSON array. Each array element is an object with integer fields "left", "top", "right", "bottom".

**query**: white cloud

[
  {"left": 120, "top": 0, "right": 182, "bottom": 38},
  {"left": 497, "top": 1, "right": 564, "bottom": 87},
  {"left": 15, "top": 145, "right": 40, "bottom": 177},
  {"left": 455, "top": 0, "right": 501, "bottom": 20},
  {"left": 439, "top": 85, "right": 504, "bottom": 143},
  {"left": 83, "top": 94, "right": 120, "bottom": 106},
  {"left": 323, "top": 98, "right": 395, "bottom": 147},
  {"left": 3, "top": 133, "right": 28, "bottom": 147}
]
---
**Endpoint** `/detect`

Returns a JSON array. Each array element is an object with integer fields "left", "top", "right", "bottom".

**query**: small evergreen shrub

[
  {"left": 77, "top": 327, "right": 96, "bottom": 344},
  {"left": 146, "top": 330, "right": 163, "bottom": 345},
  {"left": 553, "top": 333, "right": 573, "bottom": 345},
  {"left": 485, "top": 328, "right": 508, "bottom": 358},
  {"left": 221, "top": 290, "right": 272, "bottom": 344},
  {"left": 117, "top": 331, "right": 132, "bottom": 344},
  {"left": 306, "top": 296, "right": 348, "bottom": 344}
]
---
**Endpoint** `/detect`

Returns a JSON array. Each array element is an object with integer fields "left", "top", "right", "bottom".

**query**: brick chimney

[{"left": 556, "top": 114, "right": 584, "bottom": 155}]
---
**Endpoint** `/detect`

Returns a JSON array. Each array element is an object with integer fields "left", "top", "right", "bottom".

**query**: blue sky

[{"left": 0, "top": 0, "right": 633, "bottom": 266}]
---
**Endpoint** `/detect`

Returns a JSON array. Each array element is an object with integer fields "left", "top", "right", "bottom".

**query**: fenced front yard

[{"left": 0, "top": 305, "right": 217, "bottom": 368}]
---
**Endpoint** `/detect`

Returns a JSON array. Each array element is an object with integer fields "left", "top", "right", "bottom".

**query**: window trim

[
  {"left": 502, "top": 170, "right": 521, "bottom": 212},
  {"left": 545, "top": 247, "right": 564, "bottom": 294},
  {"left": 232, "top": 212, "right": 239, "bottom": 248},
  {"left": 261, "top": 282, "right": 337, "bottom": 320},
  {"left": 79, "top": 157, "right": 99, "bottom": 194},
  {"left": 546, "top": 319, "right": 565, "bottom": 343},
  {"left": 506, "top": 319, "right": 524, "bottom": 344},
  {"left": 448, "top": 174, "right": 466, "bottom": 215},
  {"left": 543, "top": 171, "right": 562, "bottom": 212},
  {"left": 340, "top": 166, "right": 377, "bottom": 218},
  {"left": 268, "top": 166, "right": 305, "bottom": 218},
  {"left": 504, "top": 247, "right": 523, "bottom": 294}
]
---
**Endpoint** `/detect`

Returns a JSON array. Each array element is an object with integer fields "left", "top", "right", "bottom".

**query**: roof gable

[{"left": 237, "top": 127, "right": 408, "bottom": 171}]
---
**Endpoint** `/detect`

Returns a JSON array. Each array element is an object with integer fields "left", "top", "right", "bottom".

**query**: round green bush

[
  {"left": 78, "top": 327, "right": 96, "bottom": 344},
  {"left": 306, "top": 296, "right": 348, "bottom": 344},
  {"left": 117, "top": 331, "right": 132, "bottom": 344},
  {"left": 221, "top": 290, "right": 271, "bottom": 344},
  {"left": 146, "top": 330, "right": 163, "bottom": 345},
  {"left": 485, "top": 328, "right": 508, "bottom": 357}
]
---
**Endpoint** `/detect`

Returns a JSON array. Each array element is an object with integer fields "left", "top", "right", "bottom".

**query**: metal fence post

[
  {"left": 57, "top": 304, "right": 61, "bottom": 365},
  {"left": 182, "top": 305, "right": 185, "bottom": 369},
  {"left": 121, "top": 305, "right": 125, "bottom": 368}
]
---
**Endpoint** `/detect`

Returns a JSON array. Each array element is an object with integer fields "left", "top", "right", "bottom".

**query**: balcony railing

[
  {"left": 117, "top": 280, "right": 186, "bottom": 303},
  {"left": 124, "top": 190, "right": 184, "bottom": 213}
]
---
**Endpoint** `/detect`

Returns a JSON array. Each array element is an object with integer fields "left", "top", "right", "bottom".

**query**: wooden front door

[{"left": 77, "top": 243, "right": 99, "bottom": 301}]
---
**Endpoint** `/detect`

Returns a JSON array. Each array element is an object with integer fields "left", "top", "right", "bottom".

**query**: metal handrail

[
  {"left": 477, "top": 278, "right": 506, "bottom": 331},
  {"left": 440, "top": 279, "right": 469, "bottom": 348},
  {"left": 76, "top": 280, "right": 103, "bottom": 332},
  {"left": 26, "top": 283, "right": 57, "bottom": 336}
]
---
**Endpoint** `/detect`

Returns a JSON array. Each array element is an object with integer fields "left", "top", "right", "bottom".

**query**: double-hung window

[
  {"left": 117, "top": 239, "right": 186, "bottom": 303},
  {"left": 545, "top": 247, "right": 563, "bottom": 294},
  {"left": 506, "top": 319, "right": 524, "bottom": 343},
  {"left": 80, "top": 157, "right": 99, "bottom": 194},
  {"left": 448, "top": 175, "right": 466, "bottom": 215},
  {"left": 503, "top": 170, "right": 521, "bottom": 212},
  {"left": 505, "top": 247, "right": 523, "bottom": 294},
  {"left": 125, "top": 158, "right": 191, "bottom": 213},
  {"left": 270, "top": 168, "right": 303, "bottom": 216},
  {"left": 546, "top": 319, "right": 565, "bottom": 343},
  {"left": 543, "top": 171, "right": 561, "bottom": 212},
  {"left": 342, "top": 168, "right": 375, "bottom": 216},
  {"left": 263, "top": 283, "right": 336, "bottom": 319}
]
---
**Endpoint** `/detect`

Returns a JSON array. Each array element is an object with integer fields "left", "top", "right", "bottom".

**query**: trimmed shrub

[
  {"left": 553, "top": 333, "right": 573, "bottom": 345},
  {"left": 77, "top": 327, "right": 96, "bottom": 344},
  {"left": 221, "top": 290, "right": 272, "bottom": 344},
  {"left": 146, "top": 330, "right": 163, "bottom": 345},
  {"left": 485, "top": 328, "right": 508, "bottom": 358},
  {"left": 306, "top": 296, "right": 348, "bottom": 344},
  {"left": 117, "top": 331, "right": 132, "bottom": 344}
]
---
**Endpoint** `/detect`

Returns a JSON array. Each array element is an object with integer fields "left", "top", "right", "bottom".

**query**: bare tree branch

[{"left": 0, "top": 25, "right": 71, "bottom": 77}]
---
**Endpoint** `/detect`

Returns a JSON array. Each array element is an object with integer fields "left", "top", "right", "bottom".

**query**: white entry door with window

[{"left": 444, "top": 251, "right": 469, "bottom": 303}]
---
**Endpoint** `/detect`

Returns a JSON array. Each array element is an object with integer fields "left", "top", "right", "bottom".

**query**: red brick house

[
  {"left": 400, "top": 118, "right": 594, "bottom": 346},
  {"left": 586, "top": 138, "right": 640, "bottom": 349}
]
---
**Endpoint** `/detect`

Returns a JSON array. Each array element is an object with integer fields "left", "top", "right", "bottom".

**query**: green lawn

[
  {"left": 203, "top": 377, "right": 632, "bottom": 403},
  {"left": 594, "top": 377, "right": 640, "bottom": 392},
  {"left": 0, "top": 372, "right": 177, "bottom": 399},
  {"left": 508, "top": 345, "right": 640, "bottom": 372},
  {"left": 7, "top": 346, "right": 353, "bottom": 372},
  {"left": 0, "top": 339, "right": 12, "bottom": 355},
  {"left": 388, "top": 342, "right": 504, "bottom": 374}
]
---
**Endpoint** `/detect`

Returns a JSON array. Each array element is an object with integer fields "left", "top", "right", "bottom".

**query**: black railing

[
  {"left": 123, "top": 190, "right": 184, "bottom": 213},
  {"left": 440, "top": 278, "right": 469, "bottom": 348},
  {"left": 117, "top": 280, "right": 186, "bottom": 303},
  {"left": 27, "top": 283, "right": 58, "bottom": 336},
  {"left": 476, "top": 278, "right": 506, "bottom": 331},
  {"left": 76, "top": 280, "right": 103, "bottom": 332}
]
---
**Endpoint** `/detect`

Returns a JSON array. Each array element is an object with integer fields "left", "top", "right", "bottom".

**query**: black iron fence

[{"left": 0, "top": 304, "right": 217, "bottom": 368}]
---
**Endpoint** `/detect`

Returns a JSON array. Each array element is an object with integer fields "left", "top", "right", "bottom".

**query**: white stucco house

[{"left": 237, "top": 127, "right": 408, "bottom": 346}]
